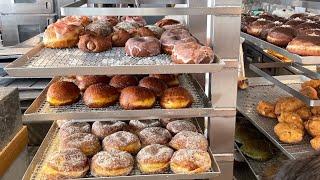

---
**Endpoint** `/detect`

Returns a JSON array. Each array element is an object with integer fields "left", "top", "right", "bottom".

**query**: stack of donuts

[
  {"left": 242, "top": 12, "right": 320, "bottom": 56},
  {"left": 43, "top": 16, "right": 214, "bottom": 64},
  {"left": 39, "top": 119, "right": 212, "bottom": 178},
  {"left": 47, "top": 74, "right": 194, "bottom": 110}
]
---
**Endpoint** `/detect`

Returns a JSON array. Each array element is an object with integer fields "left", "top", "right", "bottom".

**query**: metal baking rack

[
  {"left": 241, "top": 32, "right": 320, "bottom": 65},
  {"left": 23, "top": 120, "right": 221, "bottom": 180},
  {"left": 237, "top": 75, "right": 316, "bottom": 159}
]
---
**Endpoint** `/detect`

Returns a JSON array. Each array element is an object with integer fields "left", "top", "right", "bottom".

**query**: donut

[
  {"left": 284, "top": 18, "right": 305, "bottom": 27},
  {"left": 166, "top": 120, "right": 197, "bottom": 134},
  {"left": 149, "top": 74, "right": 180, "bottom": 87},
  {"left": 47, "top": 81, "right": 80, "bottom": 106},
  {"left": 160, "top": 118, "right": 176, "bottom": 127},
  {"left": 161, "top": 28, "right": 190, "bottom": 38},
  {"left": 145, "top": 25, "right": 165, "bottom": 39},
  {"left": 138, "top": 127, "right": 172, "bottom": 146},
  {"left": 102, "top": 131, "right": 141, "bottom": 154},
  {"left": 162, "top": 24, "right": 187, "bottom": 31},
  {"left": 111, "top": 29, "right": 130, "bottom": 47},
  {"left": 59, "top": 16, "right": 91, "bottom": 27},
  {"left": 83, "top": 83, "right": 119, "bottom": 108},
  {"left": 259, "top": 13, "right": 276, "bottom": 21},
  {"left": 137, "top": 144, "right": 174, "bottom": 174},
  {"left": 119, "top": 86, "right": 156, "bottom": 110},
  {"left": 92, "top": 121, "right": 127, "bottom": 139},
  {"left": 129, "top": 27, "right": 156, "bottom": 38},
  {"left": 155, "top": 19, "right": 180, "bottom": 27},
  {"left": 60, "top": 133, "right": 101, "bottom": 157},
  {"left": 160, "top": 30, "right": 197, "bottom": 54},
  {"left": 286, "top": 36, "right": 320, "bottom": 56},
  {"left": 139, "top": 77, "right": 168, "bottom": 97},
  {"left": 42, "top": 148, "right": 89, "bottom": 179},
  {"left": 298, "top": 29, "right": 320, "bottom": 37},
  {"left": 170, "top": 149, "right": 211, "bottom": 174},
  {"left": 128, "top": 120, "right": 161, "bottom": 133},
  {"left": 113, "top": 21, "right": 139, "bottom": 32},
  {"left": 59, "top": 121, "right": 91, "bottom": 140},
  {"left": 109, "top": 75, "right": 138, "bottom": 91},
  {"left": 121, "top": 16, "right": 147, "bottom": 27},
  {"left": 93, "top": 16, "right": 119, "bottom": 26},
  {"left": 169, "top": 131, "right": 208, "bottom": 151},
  {"left": 260, "top": 21, "right": 283, "bottom": 40},
  {"left": 78, "top": 34, "right": 112, "bottom": 53},
  {"left": 91, "top": 149, "right": 134, "bottom": 177},
  {"left": 246, "top": 19, "right": 273, "bottom": 37},
  {"left": 296, "top": 22, "right": 320, "bottom": 34},
  {"left": 266, "top": 26, "right": 297, "bottom": 47},
  {"left": 85, "top": 20, "right": 113, "bottom": 37},
  {"left": 125, "top": 37, "right": 161, "bottom": 57},
  {"left": 160, "top": 87, "right": 193, "bottom": 109},
  {"left": 76, "top": 75, "right": 110, "bottom": 91}
]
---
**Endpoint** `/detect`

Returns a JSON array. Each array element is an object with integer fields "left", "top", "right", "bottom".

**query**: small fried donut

[
  {"left": 274, "top": 122, "right": 304, "bottom": 144},
  {"left": 166, "top": 120, "right": 197, "bottom": 134},
  {"left": 160, "top": 87, "right": 193, "bottom": 109},
  {"left": 76, "top": 75, "right": 110, "bottom": 91},
  {"left": 128, "top": 120, "right": 161, "bottom": 133},
  {"left": 169, "top": 131, "right": 208, "bottom": 151},
  {"left": 149, "top": 74, "right": 180, "bottom": 87},
  {"left": 83, "top": 83, "right": 119, "bottom": 108},
  {"left": 109, "top": 75, "right": 138, "bottom": 91},
  {"left": 138, "top": 127, "right": 172, "bottom": 146},
  {"left": 91, "top": 121, "right": 127, "bottom": 139},
  {"left": 139, "top": 77, "right": 168, "bottom": 97},
  {"left": 102, "top": 131, "right": 141, "bottom": 154},
  {"left": 47, "top": 81, "right": 80, "bottom": 106},
  {"left": 59, "top": 121, "right": 91, "bottom": 140},
  {"left": 256, "top": 100, "right": 276, "bottom": 118},
  {"left": 120, "top": 86, "right": 156, "bottom": 110}
]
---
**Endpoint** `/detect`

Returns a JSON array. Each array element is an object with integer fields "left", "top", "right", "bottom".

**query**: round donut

[
  {"left": 60, "top": 133, "right": 101, "bottom": 157},
  {"left": 149, "top": 74, "right": 180, "bottom": 87},
  {"left": 59, "top": 121, "right": 91, "bottom": 140},
  {"left": 166, "top": 120, "right": 197, "bottom": 134},
  {"left": 47, "top": 81, "right": 80, "bottom": 106},
  {"left": 111, "top": 29, "right": 130, "bottom": 47},
  {"left": 119, "top": 86, "right": 156, "bottom": 110},
  {"left": 125, "top": 37, "right": 161, "bottom": 57},
  {"left": 42, "top": 148, "right": 89, "bottom": 179},
  {"left": 160, "top": 87, "right": 193, "bottom": 109},
  {"left": 92, "top": 121, "right": 127, "bottom": 139},
  {"left": 76, "top": 75, "right": 110, "bottom": 91},
  {"left": 169, "top": 131, "right": 208, "bottom": 151},
  {"left": 102, "top": 131, "right": 141, "bottom": 154},
  {"left": 78, "top": 34, "right": 112, "bottom": 53},
  {"left": 266, "top": 26, "right": 297, "bottom": 47},
  {"left": 170, "top": 149, "right": 211, "bottom": 174},
  {"left": 162, "top": 24, "right": 187, "bottom": 31},
  {"left": 113, "top": 21, "right": 139, "bottom": 32},
  {"left": 138, "top": 127, "right": 172, "bottom": 146},
  {"left": 160, "top": 30, "right": 197, "bottom": 54},
  {"left": 128, "top": 120, "right": 161, "bottom": 133},
  {"left": 83, "top": 83, "right": 119, "bottom": 108},
  {"left": 145, "top": 25, "right": 165, "bottom": 39},
  {"left": 121, "top": 16, "right": 147, "bottom": 27},
  {"left": 129, "top": 27, "right": 156, "bottom": 38},
  {"left": 85, "top": 20, "right": 113, "bottom": 37},
  {"left": 91, "top": 149, "right": 134, "bottom": 177},
  {"left": 109, "top": 75, "right": 138, "bottom": 92},
  {"left": 139, "top": 77, "right": 168, "bottom": 97},
  {"left": 137, "top": 144, "right": 174, "bottom": 174},
  {"left": 286, "top": 36, "right": 320, "bottom": 56},
  {"left": 246, "top": 19, "right": 273, "bottom": 37},
  {"left": 161, "top": 28, "right": 190, "bottom": 37},
  {"left": 93, "top": 16, "right": 119, "bottom": 26},
  {"left": 155, "top": 19, "right": 180, "bottom": 27}
]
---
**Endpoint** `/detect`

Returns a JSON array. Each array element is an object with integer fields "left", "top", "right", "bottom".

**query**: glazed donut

[
  {"left": 60, "top": 133, "right": 101, "bottom": 157},
  {"left": 85, "top": 21, "right": 113, "bottom": 37},
  {"left": 125, "top": 37, "right": 161, "bottom": 57},
  {"left": 145, "top": 25, "right": 165, "bottom": 39},
  {"left": 128, "top": 120, "right": 161, "bottom": 133},
  {"left": 120, "top": 86, "right": 156, "bottom": 110},
  {"left": 92, "top": 121, "right": 127, "bottom": 140},
  {"left": 162, "top": 24, "right": 187, "bottom": 31},
  {"left": 246, "top": 19, "right": 273, "bottom": 37},
  {"left": 139, "top": 77, "right": 168, "bottom": 97},
  {"left": 169, "top": 131, "right": 208, "bottom": 151},
  {"left": 102, "top": 131, "right": 141, "bottom": 154},
  {"left": 284, "top": 18, "right": 305, "bottom": 27},
  {"left": 91, "top": 149, "right": 134, "bottom": 177},
  {"left": 76, "top": 75, "right": 110, "bottom": 91},
  {"left": 59, "top": 121, "right": 91, "bottom": 140},
  {"left": 138, "top": 127, "right": 172, "bottom": 146},
  {"left": 155, "top": 19, "right": 180, "bottom": 28},
  {"left": 160, "top": 87, "right": 193, "bottom": 109},
  {"left": 93, "top": 16, "right": 119, "bottom": 26},
  {"left": 137, "top": 144, "right": 174, "bottom": 174},
  {"left": 42, "top": 148, "right": 89, "bottom": 179},
  {"left": 266, "top": 26, "right": 297, "bottom": 47},
  {"left": 129, "top": 27, "right": 156, "bottom": 38},
  {"left": 160, "top": 33, "right": 197, "bottom": 54},
  {"left": 149, "top": 74, "right": 180, "bottom": 87},
  {"left": 59, "top": 16, "right": 91, "bottom": 27},
  {"left": 286, "top": 36, "right": 320, "bottom": 56},
  {"left": 121, "top": 16, "right": 147, "bottom": 27},
  {"left": 83, "top": 83, "right": 119, "bottom": 108},
  {"left": 170, "top": 149, "right": 211, "bottom": 174},
  {"left": 47, "top": 81, "right": 80, "bottom": 106},
  {"left": 161, "top": 28, "right": 190, "bottom": 38},
  {"left": 166, "top": 120, "right": 197, "bottom": 134},
  {"left": 298, "top": 29, "right": 320, "bottom": 37},
  {"left": 109, "top": 75, "right": 139, "bottom": 92},
  {"left": 113, "top": 21, "right": 140, "bottom": 32},
  {"left": 111, "top": 29, "right": 131, "bottom": 47}
]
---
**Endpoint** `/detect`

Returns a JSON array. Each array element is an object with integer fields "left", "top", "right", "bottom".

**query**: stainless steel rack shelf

[
  {"left": 237, "top": 76, "right": 316, "bottom": 159},
  {"left": 5, "top": 44, "right": 226, "bottom": 77}
]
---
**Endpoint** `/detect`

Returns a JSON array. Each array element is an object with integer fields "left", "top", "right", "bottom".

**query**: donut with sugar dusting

[
  {"left": 102, "top": 131, "right": 141, "bottom": 154},
  {"left": 128, "top": 119, "right": 161, "bottom": 133},
  {"left": 59, "top": 121, "right": 91, "bottom": 140},
  {"left": 166, "top": 120, "right": 197, "bottom": 134},
  {"left": 138, "top": 127, "right": 172, "bottom": 146},
  {"left": 92, "top": 120, "right": 127, "bottom": 139},
  {"left": 169, "top": 131, "right": 208, "bottom": 151}
]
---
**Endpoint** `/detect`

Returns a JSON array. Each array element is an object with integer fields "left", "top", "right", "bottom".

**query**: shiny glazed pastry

[
  {"left": 102, "top": 131, "right": 141, "bottom": 154},
  {"left": 137, "top": 144, "right": 174, "bottom": 174},
  {"left": 47, "top": 81, "right": 80, "bottom": 106},
  {"left": 76, "top": 75, "right": 110, "bottom": 91},
  {"left": 125, "top": 37, "right": 161, "bottom": 57},
  {"left": 111, "top": 29, "right": 131, "bottom": 47},
  {"left": 160, "top": 87, "right": 193, "bottom": 109},
  {"left": 169, "top": 131, "right": 208, "bottom": 151},
  {"left": 139, "top": 77, "right": 168, "bottom": 97},
  {"left": 149, "top": 74, "right": 180, "bottom": 87},
  {"left": 287, "top": 36, "right": 320, "bottom": 56},
  {"left": 109, "top": 75, "right": 138, "bottom": 91},
  {"left": 119, "top": 86, "right": 156, "bottom": 110},
  {"left": 266, "top": 26, "right": 297, "bottom": 47},
  {"left": 42, "top": 148, "right": 89, "bottom": 179},
  {"left": 246, "top": 19, "right": 273, "bottom": 37},
  {"left": 166, "top": 120, "right": 197, "bottom": 134},
  {"left": 170, "top": 149, "right": 211, "bottom": 174},
  {"left": 155, "top": 19, "right": 180, "bottom": 27},
  {"left": 78, "top": 34, "right": 112, "bottom": 53},
  {"left": 59, "top": 121, "right": 91, "bottom": 140},
  {"left": 138, "top": 127, "right": 172, "bottom": 146},
  {"left": 83, "top": 83, "right": 119, "bottom": 108},
  {"left": 129, "top": 27, "right": 156, "bottom": 38},
  {"left": 256, "top": 100, "right": 276, "bottom": 118},
  {"left": 128, "top": 119, "right": 161, "bottom": 133},
  {"left": 274, "top": 122, "right": 304, "bottom": 144},
  {"left": 92, "top": 121, "right": 127, "bottom": 139},
  {"left": 91, "top": 149, "right": 134, "bottom": 177}
]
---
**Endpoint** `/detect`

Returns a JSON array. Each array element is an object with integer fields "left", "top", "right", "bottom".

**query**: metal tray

[
  {"left": 241, "top": 32, "right": 320, "bottom": 65},
  {"left": 5, "top": 44, "right": 225, "bottom": 77},
  {"left": 237, "top": 75, "right": 316, "bottom": 159},
  {"left": 0, "top": 78, "right": 50, "bottom": 90},
  {"left": 23, "top": 121, "right": 221, "bottom": 180}
]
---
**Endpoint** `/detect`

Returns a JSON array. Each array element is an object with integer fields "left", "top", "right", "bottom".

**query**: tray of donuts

[
  {"left": 23, "top": 118, "right": 220, "bottom": 180},
  {"left": 5, "top": 16, "right": 222, "bottom": 77},
  {"left": 241, "top": 12, "right": 320, "bottom": 65}
]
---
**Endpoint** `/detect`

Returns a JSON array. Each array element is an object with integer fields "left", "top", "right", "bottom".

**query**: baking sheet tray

[
  {"left": 237, "top": 75, "right": 316, "bottom": 159},
  {"left": 23, "top": 120, "right": 220, "bottom": 180},
  {"left": 241, "top": 32, "right": 320, "bottom": 65},
  {"left": 5, "top": 44, "right": 225, "bottom": 77}
]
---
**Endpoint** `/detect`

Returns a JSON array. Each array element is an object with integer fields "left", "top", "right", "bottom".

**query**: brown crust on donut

[
  {"left": 166, "top": 120, "right": 197, "bottom": 134},
  {"left": 102, "top": 131, "right": 141, "bottom": 154},
  {"left": 59, "top": 121, "right": 91, "bottom": 140},
  {"left": 111, "top": 29, "right": 131, "bottom": 47},
  {"left": 169, "top": 131, "right": 208, "bottom": 151},
  {"left": 119, "top": 86, "right": 156, "bottom": 110},
  {"left": 155, "top": 19, "right": 180, "bottom": 28},
  {"left": 139, "top": 77, "right": 168, "bottom": 97},
  {"left": 47, "top": 81, "right": 80, "bottom": 106},
  {"left": 247, "top": 19, "right": 273, "bottom": 37},
  {"left": 129, "top": 27, "right": 156, "bottom": 38},
  {"left": 78, "top": 34, "right": 112, "bottom": 53},
  {"left": 266, "top": 26, "right": 297, "bottom": 47},
  {"left": 149, "top": 74, "right": 179, "bottom": 87},
  {"left": 83, "top": 83, "right": 119, "bottom": 108},
  {"left": 286, "top": 36, "right": 320, "bottom": 56},
  {"left": 138, "top": 127, "right": 172, "bottom": 146},
  {"left": 160, "top": 87, "right": 193, "bottom": 109},
  {"left": 109, "top": 75, "right": 138, "bottom": 91},
  {"left": 260, "top": 23, "right": 278, "bottom": 40},
  {"left": 76, "top": 75, "right": 110, "bottom": 91},
  {"left": 92, "top": 121, "right": 127, "bottom": 140},
  {"left": 125, "top": 37, "right": 161, "bottom": 57}
]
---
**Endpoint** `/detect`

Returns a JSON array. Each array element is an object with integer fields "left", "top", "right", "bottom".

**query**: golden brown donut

[
  {"left": 277, "top": 112, "right": 304, "bottom": 130},
  {"left": 304, "top": 116, "right": 320, "bottom": 137},
  {"left": 59, "top": 121, "right": 91, "bottom": 140},
  {"left": 47, "top": 81, "right": 80, "bottom": 106},
  {"left": 103, "top": 131, "right": 141, "bottom": 154},
  {"left": 91, "top": 149, "right": 134, "bottom": 177},
  {"left": 128, "top": 120, "right": 161, "bottom": 133},
  {"left": 92, "top": 121, "right": 127, "bottom": 140},
  {"left": 260, "top": 22, "right": 278, "bottom": 40},
  {"left": 160, "top": 87, "right": 193, "bottom": 109},
  {"left": 109, "top": 75, "right": 138, "bottom": 91},
  {"left": 287, "top": 36, "right": 320, "bottom": 56},
  {"left": 139, "top": 77, "right": 168, "bottom": 97},
  {"left": 155, "top": 19, "right": 180, "bottom": 27},
  {"left": 111, "top": 29, "right": 131, "bottom": 47},
  {"left": 274, "top": 122, "right": 304, "bottom": 144},
  {"left": 256, "top": 100, "right": 276, "bottom": 118},
  {"left": 76, "top": 75, "right": 110, "bottom": 91},
  {"left": 246, "top": 19, "right": 273, "bottom": 37},
  {"left": 137, "top": 144, "right": 174, "bottom": 174},
  {"left": 149, "top": 74, "right": 180, "bottom": 87},
  {"left": 296, "top": 106, "right": 312, "bottom": 121},
  {"left": 170, "top": 149, "right": 211, "bottom": 174},
  {"left": 274, "top": 97, "right": 305, "bottom": 115},
  {"left": 169, "top": 131, "right": 208, "bottom": 151},
  {"left": 42, "top": 148, "right": 89, "bottom": 179},
  {"left": 125, "top": 37, "right": 161, "bottom": 57},
  {"left": 301, "top": 79, "right": 320, "bottom": 89},
  {"left": 266, "top": 26, "right": 297, "bottom": 47},
  {"left": 60, "top": 133, "right": 101, "bottom": 157},
  {"left": 78, "top": 34, "right": 112, "bottom": 53},
  {"left": 138, "top": 127, "right": 172, "bottom": 146},
  {"left": 166, "top": 120, "right": 197, "bottom": 134},
  {"left": 83, "top": 83, "right": 119, "bottom": 108},
  {"left": 129, "top": 27, "right": 156, "bottom": 38},
  {"left": 310, "top": 136, "right": 320, "bottom": 150},
  {"left": 119, "top": 86, "right": 156, "bottom": 110}
]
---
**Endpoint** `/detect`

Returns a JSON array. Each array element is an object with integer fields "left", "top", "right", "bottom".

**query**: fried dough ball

[
  {"left": 274, "top": 97, "right": 305, "bottom": 115},
  {"left": 256, "top": 100, "right": 276, "bottom": 118},
  {"left": 304, "top": 117, "right": 320, "bottom": 137},
  {"left": 295, "top": 106, "right": 312, "bottom": 121},
  {"left": 301, "top": 79, "right": 320, "bottom": 89},
  {"left": 311, "top": 106, "right": 320, "bottom": 116},
  {"left": 310, "top": 136, "right": 320, "bottom": 150},
  {"left": 300, "top": 86, "right": 319, "bottom": 100},
  {"left": 274, "top": 122, "right": 304, "bottom": 144},
  {"left": 277, "top": 112, "right": 304, "bottom": 130}
]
